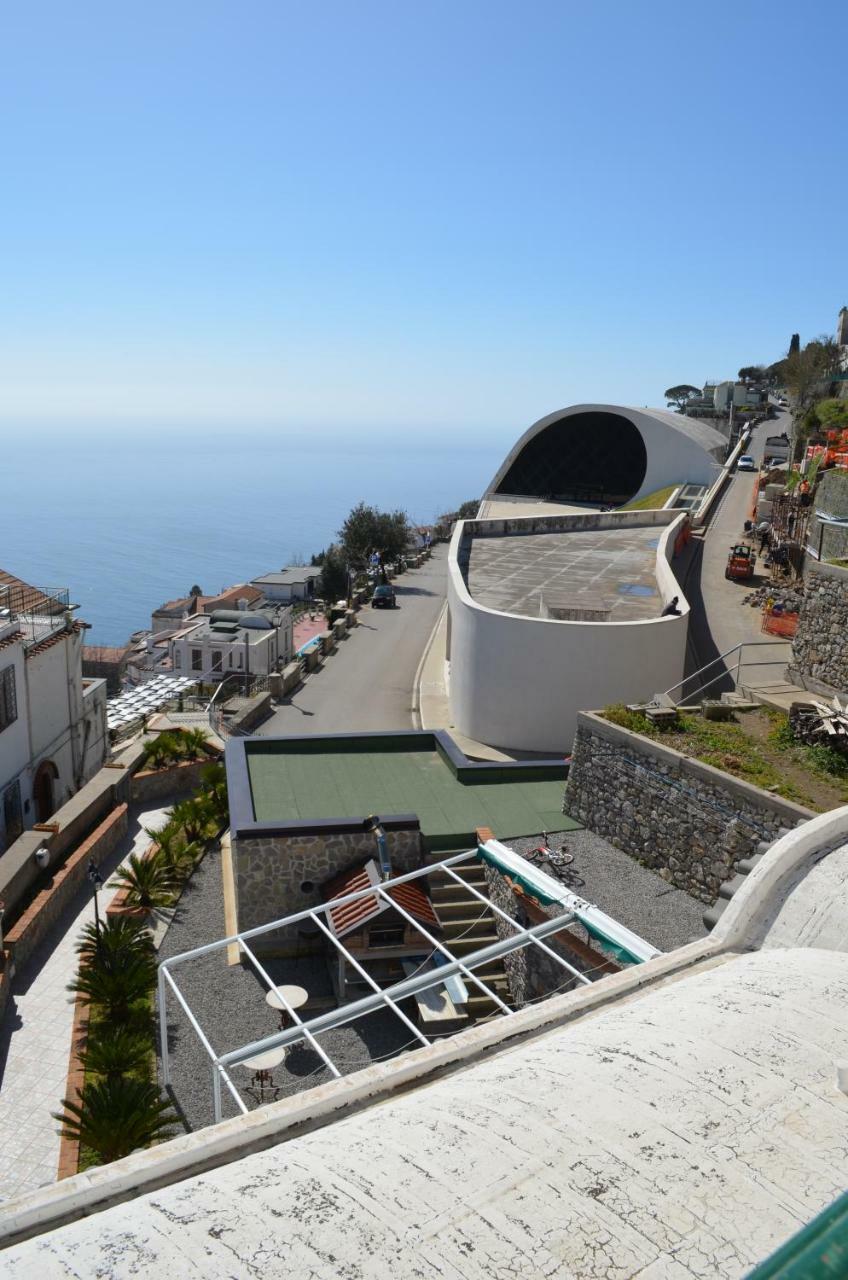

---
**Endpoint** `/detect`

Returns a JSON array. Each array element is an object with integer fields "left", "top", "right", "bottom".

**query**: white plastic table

[
  {"left": 265, "top": 984, "right": 309, "bottom": 1029},
  {"left": 240, "top": 1046, "right": 287, "bottom": 1102}
]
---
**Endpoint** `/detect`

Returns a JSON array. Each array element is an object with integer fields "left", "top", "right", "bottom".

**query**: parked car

[
  {"left": 737, "top": 455, "right": 757, "bottom": 471},
  {"left": 777, "top": 397, "right": 788, "bottom": 407},
  {"left": 371, "top": 584, "right": 397, "bottom": 609}
]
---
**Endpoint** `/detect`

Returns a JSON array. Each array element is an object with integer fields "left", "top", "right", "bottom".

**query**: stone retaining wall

[
  {"left": 4, "top": 804, "right": 129, "bottom": 970},
  {"left": 791, "top": 560, "right": 848, "bottom": 694},
  {"left": 130, "top": 757, "right": 216, "bottom": 804},
  {"left": 234, "top": 825, "right": 422, "bottom": 947},
  {"left": 564, "top": 712, "right": 812, "bottom": 904}
]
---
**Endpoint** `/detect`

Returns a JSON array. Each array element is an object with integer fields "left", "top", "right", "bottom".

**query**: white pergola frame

[{"left": 158, "top": 842, "right": 656, "bottom": 1123}]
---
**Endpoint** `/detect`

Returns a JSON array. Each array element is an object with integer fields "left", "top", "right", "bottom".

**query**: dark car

[{"left": 371, "top": 584, "right": 397, "bottom": 609}]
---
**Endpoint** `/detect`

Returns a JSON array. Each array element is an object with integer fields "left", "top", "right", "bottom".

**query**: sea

[{"left": 1, "top": 428, "right": 502, "bottom": 646}]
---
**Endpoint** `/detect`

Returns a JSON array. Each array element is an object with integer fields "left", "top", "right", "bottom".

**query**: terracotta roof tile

[
  {"left": 0, "top": 570, "right": 62, "bottom": 615},
  {"left": 25, "top": 620, "right": 86, "bottom": 658},
  {"left": 200, "top": 584, "right": 263, "bottom": 613},
  {"left": 83, "top": 645, "right": 131, "bottom": 663},
  {"left": 0, "top": 630, "right": 23, "bottom": 652},
  {"left": 322, "top": 860, "right": 440, "bottom": 938}
]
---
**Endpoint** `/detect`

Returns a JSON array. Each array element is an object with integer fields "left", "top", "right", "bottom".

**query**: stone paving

[
  {"left": 293, "top": 612, "right": 324, "bottom": 652},
  {"left": 463, "top": 523, "right": 663, "bottom": 621},
  {"left": 0, "top": 803, "right": 172, "bottom": 1203}
]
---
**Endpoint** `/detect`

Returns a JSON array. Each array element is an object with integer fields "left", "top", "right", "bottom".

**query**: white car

[{"left": 737, "top": 455, "right": 757, "bottom": 471}]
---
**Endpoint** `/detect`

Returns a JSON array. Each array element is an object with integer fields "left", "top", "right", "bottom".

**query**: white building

[
  {"left": 0, "top": 572, "right": 107, "bottom": 853},
  {"left": 169, "top": 607, "right": 293, "bottom": 683},
  {"left": 440, "top": 404, "right": 729, "bottom": 753},
  {"left": 447, "top": 508, "right": 690, "bottom": 753},
  {"left": 249, "top": 569, "right": 319, "bottom": 604},
  {"left": 480, "top": 402, "right": 727, "bottom": 518}
]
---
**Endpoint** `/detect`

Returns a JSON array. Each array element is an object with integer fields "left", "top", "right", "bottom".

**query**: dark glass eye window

[{"left": 496, "top": 411, "right": 648, "bottom": 506}]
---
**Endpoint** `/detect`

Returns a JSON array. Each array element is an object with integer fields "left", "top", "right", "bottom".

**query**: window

[
  {"left": 191, "top": 649, "right": 203, "bottom": 672},
  {"left": 228, "top": 652, "right": 233, "bottom": 668},
  {"left": 237, "top": 652, "right": 243, "bottom": 669},
  {"left": 174, "top": 650, "right": 182, "bottom": 670},
  {"left": 211, "top": 650, "right": 223, "bottom": 673},
  {"left": 0, "top": 665, "right": 17, "bottom": 733},
  {"left": 368, "top": 925, "right": 405, "bottom": 949},
  {"left": 2, "top": 780, "right": 23, "bottom": 849}
]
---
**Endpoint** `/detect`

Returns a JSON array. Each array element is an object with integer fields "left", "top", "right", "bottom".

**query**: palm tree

[
  {"left": 168, "top": 797, "right": 213, "bottom": 845},
  {"left": 179, "top": 727, "right": 211, "bottom": 760},
  {"left": 69, "top": 953, "right": 157, "bottom": 1024},
  {"left": 83, "top": 1026, "right": 152, "bottom": 1082},
  {"left": 200, "top": 761, "right": 228, "bottom": 822},
  {"left": 140, "top": 731, "right": 183, "bottom": 769},
  {"left": 145, "top": 823, "right": 193, "bottom": 879},
  {"left": 110, "top": 853, "right": 178, "bottom": 912},
  {"left": 54, "top": 1079, "right": 176, "bottom": 1165},
  {"left": 76, "top": 916, "right": 153, "bottom": 968}
]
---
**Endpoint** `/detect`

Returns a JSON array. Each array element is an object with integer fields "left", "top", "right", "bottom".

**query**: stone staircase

[
  {"left": 702, "top": 827, "right": 793, "bottom": 931},
  {"left": 426, "top": 854, "right": 513, "bottom": 1021}
]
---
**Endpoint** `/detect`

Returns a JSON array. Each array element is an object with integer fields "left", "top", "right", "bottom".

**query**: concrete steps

[
  {"left": 702, "top": 829, "right": 792, "bottom": 931},
  {"left": 425, "top": 851, "right": 512, "bottom": 1019}
]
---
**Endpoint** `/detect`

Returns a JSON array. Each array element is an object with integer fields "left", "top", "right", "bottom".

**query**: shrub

[
  {"left": 602, "top": 704, "right": 657, "bottom": 735},
  {"left": 54, "top": 1078, "right": 176, "bottom": 1165},
  {"left": 805, "top": 744, "right": 848, "bottom": 778}
]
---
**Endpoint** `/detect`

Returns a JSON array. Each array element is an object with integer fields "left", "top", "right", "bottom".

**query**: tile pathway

[{"left": 0, "top": 803, "right": 172, "bottom": 1203}]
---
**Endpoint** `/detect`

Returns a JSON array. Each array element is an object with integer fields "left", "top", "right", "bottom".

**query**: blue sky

[{"left": 1, "top": 1, "right": 845, "bottom": 435}]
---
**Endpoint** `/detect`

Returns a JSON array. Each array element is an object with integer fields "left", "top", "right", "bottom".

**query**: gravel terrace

[
  {"left": 504, "top": 829, "right": 707, "bottom": 953},
  {"left": 157, "top": 828, "right": 705, "bottom": 1131},
  {"left": 155, "top": 847, "right": 416, "bottom": 1133}
]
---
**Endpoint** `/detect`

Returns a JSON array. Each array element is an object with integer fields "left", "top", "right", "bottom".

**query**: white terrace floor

[{"left": 0, "top": 804, "right": 172, "bottom": 1202}]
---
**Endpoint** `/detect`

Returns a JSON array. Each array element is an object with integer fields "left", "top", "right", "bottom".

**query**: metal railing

[
  {"left": 207, "top": 673, "right": 274, "bottom": 737},
  {"left": 662, "top": 639, "right": 793, "bottom": 704}
]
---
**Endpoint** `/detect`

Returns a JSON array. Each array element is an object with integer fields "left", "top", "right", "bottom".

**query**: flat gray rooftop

[{"left": 462, "top": 524, "right": 663, "bottom": 621}]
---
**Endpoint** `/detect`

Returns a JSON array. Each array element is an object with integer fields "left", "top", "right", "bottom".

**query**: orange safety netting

[{"left": 761, "top": 607, "right": 799, "bottom": 638}]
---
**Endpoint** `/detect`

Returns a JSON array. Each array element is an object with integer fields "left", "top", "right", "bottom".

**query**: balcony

[{"left": 0, "top": 584, "right": 72, "bottom": 649}]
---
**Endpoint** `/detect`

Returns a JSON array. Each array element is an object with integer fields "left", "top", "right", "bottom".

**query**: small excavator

[{"left": 725, "top": 543, "right": 757, "bottom": 582}]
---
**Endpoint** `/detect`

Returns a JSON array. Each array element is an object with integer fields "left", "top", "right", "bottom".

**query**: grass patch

[
  {"left": 601, "top": 704, "right": 848, "bottom": 810},
  {"left": 620, "top": 485, "right": 679, "bottom": 511},
  {"left": 826, "top": 558, "right": 848, "bottom": 570},
  {"left": 603, "top": 703, "right": 660, "bottom": 735}
]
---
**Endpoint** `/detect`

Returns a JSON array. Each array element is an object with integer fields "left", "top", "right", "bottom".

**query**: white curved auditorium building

[{"left": 446, "top": 404, "right": 728, "bottom": 754}]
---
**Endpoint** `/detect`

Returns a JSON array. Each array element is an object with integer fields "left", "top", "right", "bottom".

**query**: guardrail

[
  {"left": 207, "top": 674, "right": 274, "bottom": 738},
  {"left": 691, "top": 428, "right": 752, "bottom": 528},
  {"left": 662, "top": 638, "right": 792, "bottom": 704}
]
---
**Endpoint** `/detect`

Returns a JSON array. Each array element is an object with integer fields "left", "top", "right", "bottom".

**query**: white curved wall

[
  {"left": 487, "top": 404, "right": 725, "bottom": 506},
  {"left": 447, "top": 511, "right": 689, "bottom": 754}
]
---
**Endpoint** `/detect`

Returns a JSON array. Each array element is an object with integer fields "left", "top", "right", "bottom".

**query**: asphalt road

[
  {"left": 684, "top": 405, "right": 793, "bottom": 687},
  {"left": 256, "top": 547, "right": 447, "bottom": 736}
]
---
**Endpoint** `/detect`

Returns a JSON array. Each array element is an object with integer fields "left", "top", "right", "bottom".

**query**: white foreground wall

[{"left": 447, "top": 511, "right": 689, "bottom": 754}]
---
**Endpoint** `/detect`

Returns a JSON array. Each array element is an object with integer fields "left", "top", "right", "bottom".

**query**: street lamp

[{"left": 87, "top": 859, "right": 103, "bottom": 944}]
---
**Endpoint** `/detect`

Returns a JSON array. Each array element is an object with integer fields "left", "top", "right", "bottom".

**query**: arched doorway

[{"left": 33, "top": 761, "right": 58, "bottom": 824}]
